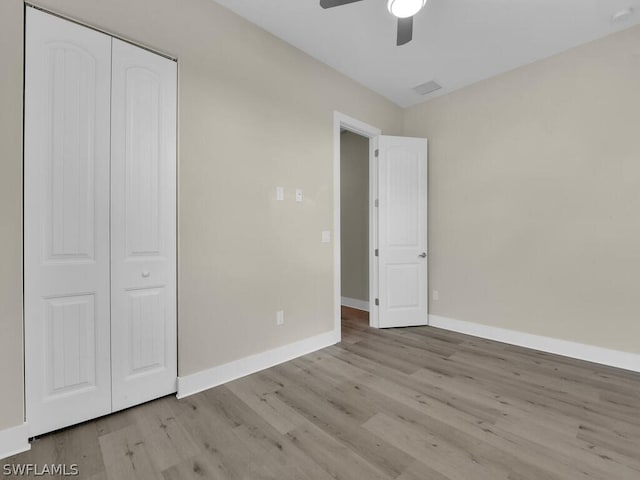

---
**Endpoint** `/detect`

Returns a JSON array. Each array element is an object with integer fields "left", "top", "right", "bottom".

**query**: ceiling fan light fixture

[{"left": 387, "top": 0, "right": 426, "bottom": 18}]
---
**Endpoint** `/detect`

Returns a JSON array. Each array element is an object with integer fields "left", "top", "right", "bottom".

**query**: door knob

[
  {"left": 142, "top": 271, "right": 151, "bottom": 278},
  {"left": 418, "top": 252, "right": 427, "bottom": 258}
]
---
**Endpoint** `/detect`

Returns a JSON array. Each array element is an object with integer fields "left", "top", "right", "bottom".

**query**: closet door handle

[
  {"left": 418, "top": 252, "right": 427, "bottom": 258},
  {"left": 142, "top": 271, "right": 151, "bottom": 278}
]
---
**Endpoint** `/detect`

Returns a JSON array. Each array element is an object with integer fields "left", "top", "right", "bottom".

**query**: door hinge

[
  {"left": 374, "top": 149, "right": 379, "bottom": 157},
  {"left": 374, "top": 199, "right": 379, "bottom": 207},
  {"left": 375, "top": 298, "right": 379, "bottom": 306},
  {"left": 374, "top": 248, "right": 379, "bottom": 256}
]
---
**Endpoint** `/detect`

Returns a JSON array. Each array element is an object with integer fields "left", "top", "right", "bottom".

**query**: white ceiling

[{"left": 213, "top": 0, "right": 640, "bottom": 108}]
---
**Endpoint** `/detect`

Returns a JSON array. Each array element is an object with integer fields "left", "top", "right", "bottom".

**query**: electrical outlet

[
  {"left": 432, "top": 290, "right": 439, "bottom": 301},
  {"left": 276, "top": 310, "right": 284, "bottom": 326},
  {"left": 295, "top": 189, "right": 303, "bottom": 202},
  {"left": 276, "top": 186, "right": 284, "bottom": 201}
]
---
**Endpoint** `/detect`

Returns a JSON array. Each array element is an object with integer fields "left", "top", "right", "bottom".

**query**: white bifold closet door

[
  {"left": 24, "top": 7, "right": 177, "bottom": 437},
  {"left": 110, "top": 38, "right": 177, "bottom": 412},
  {"left": 24, "top": 8, "right": 113, "bottom": 437}
]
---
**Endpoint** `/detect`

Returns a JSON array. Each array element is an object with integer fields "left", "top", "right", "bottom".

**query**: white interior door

[
  {"left": 377, "top": 136, "right": 428, "bottom": 328},
  {"left": 110, "top": 39, "right": 177, "bottom": 411},
  {"left": 24, "top": 8, "right": 113, "bottom": 436}
]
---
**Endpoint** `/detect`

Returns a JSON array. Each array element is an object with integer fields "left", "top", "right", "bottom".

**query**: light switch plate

[
  {"left": 321, "top": 230, "right": 331, "bottom": 243},
  {"left": 276, "top": 187, "right": 284, "bottom": 201},
  {"left": 295, "top": 189, "right": 303, "bottom": 202}
]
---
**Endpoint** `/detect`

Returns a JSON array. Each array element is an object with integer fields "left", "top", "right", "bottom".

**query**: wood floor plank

[
  {"left": 364, "top": 412, "right": 510, "bottom": 480},
  {"left": 396, "top": 460, "right": 453, "bottom": 480},
  {"left": 131, "top": 397, "right": 201, "bottom": 472},
  {"left": 98, "top": 424, "right": 163, "bottom": 480},
  {"left": 161, "top": 452, "right": 234, "bottom": 480},
  {"left": 268, "top": 369, "right": 414, "bottom": 478},
  {"left": 225, "top": 380, "right": 306, "bottom": 435},
  {"left": 409, "top": 367, "right": 583, "bottom": 436},
  {"left": 95, "top": 406, "right": 137, "bottom": 437},
  {"left": 286, "top": 422, "right": 391, "bottom": 480},
  {"left": 167, "top": 393, "right": 259, "bottom": 479},
  {"left": 175, "top": 386, "right": 335, "bottom": 480},
  {"left": 231, "top": 423, "right": 334, "bottom": 480}
]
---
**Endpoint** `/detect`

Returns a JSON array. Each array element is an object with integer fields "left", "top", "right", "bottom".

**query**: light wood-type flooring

[{"left": 5, "top": 307, "right": 640, "bottom": 479}]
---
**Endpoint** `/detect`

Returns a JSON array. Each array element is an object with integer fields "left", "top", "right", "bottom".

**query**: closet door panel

[
  {"left": 24, "top": 7, "right": 112, "bottom": 436},
  {"left": 110, "top": 39, "right": 177, "bottom": 411}
]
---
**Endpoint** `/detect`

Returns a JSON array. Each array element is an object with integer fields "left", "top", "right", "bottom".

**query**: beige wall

[
  {"left": 405, "top": 25, "right": 640, "bottom": 354},
  {"left": 0, "top": 0, "right": 403, "bottom": 431},
  {"left": 340, "top": 132, "right": 369, "bottom": 302},
  {"left": 0, "top": 0, "right": 25, "bottom": 431}
]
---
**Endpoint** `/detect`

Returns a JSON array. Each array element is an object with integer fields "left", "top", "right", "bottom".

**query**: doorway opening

[
  {"left": 340, "top": 129, "right": 371, "bottom": 329},
  {"left": 333, "top": 112, "right": 381, "bottom": 339}
]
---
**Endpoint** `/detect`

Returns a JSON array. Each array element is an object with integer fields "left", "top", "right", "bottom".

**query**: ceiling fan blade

[
  {"left": 397, "top": 16, "right": 413, "bottom": 46},
  {"left": 320, "top": 0, "right": 364, "bottom": 9}
]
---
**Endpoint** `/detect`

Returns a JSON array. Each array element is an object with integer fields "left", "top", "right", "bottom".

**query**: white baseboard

[
  {"left": 177, "top": 329, "right": 339, "bottom": 399},
  {"left": 341, "top": 297, "right": 369, "bottom": 312},
  {"left": 428, "top": 315, "right": 640, "bottom": 373},
  {"left": 0, "top": 423, "right": 30, "bottom": 461}
]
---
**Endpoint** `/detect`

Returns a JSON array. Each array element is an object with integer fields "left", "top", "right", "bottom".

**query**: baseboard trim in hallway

[
  {"left": 0, "top": 423, "right": 30, "bottom": 461},
  {"left": 429, "top": 314, "right": 640, "bottom": 373},
  {"left": 341, "top": 297, "right": 370, "bottom": 312},
  {"left": 177, "top": 329, "right": 339, "bottom": 399}
]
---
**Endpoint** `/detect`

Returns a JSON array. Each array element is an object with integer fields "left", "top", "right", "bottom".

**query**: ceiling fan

[{"left": 320, "top": 0, "right": 426, "bottom": 46}]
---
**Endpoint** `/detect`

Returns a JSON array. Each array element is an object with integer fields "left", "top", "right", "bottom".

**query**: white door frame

[{"left": 333, "top": 111, "right": 381, "bottom": 336}]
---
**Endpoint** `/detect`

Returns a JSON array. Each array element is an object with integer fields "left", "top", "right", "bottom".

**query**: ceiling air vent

[{"left": 413, "top": 80, "right": 442, "bottom": 96}]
